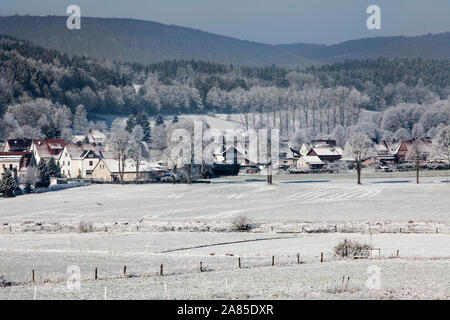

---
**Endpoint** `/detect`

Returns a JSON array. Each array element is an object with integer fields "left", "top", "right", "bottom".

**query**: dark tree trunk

[{"left": 357, "top": 162, "right": 362, "bottom": 185}]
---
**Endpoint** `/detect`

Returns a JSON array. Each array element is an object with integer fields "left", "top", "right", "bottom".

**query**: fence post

[
  {"left": 200, "top": 261, "right": 203, "bottom": 272},
  {"left": 272, "top": 256, "right": 275, "bottom": 266},
  {"left": 95, "top": 268, "right": 98, "bottom": 280},
  {"left": 123, "top": 266, "right": 127, "bottom": 275},
  {"left": 320, "top": 252, "right": 324, "bottom": 263},
  {"left": 396, "top": 250, "right": 399, "bottom": 258},
  {"left": 160, "top": 264, "right": 164, "bottom": 276},
  {"left": 32, "top": 270, "right": 35, "bottom": 283},
  {"left": 297, "top": 253, "right": 300, "bottom": 264},
  {"left": 238, "top": 257, "right": 241, "bottom": 269}
]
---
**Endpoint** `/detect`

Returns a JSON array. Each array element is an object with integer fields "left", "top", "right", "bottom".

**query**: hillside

[
  {"left": 0, "top": 15, "right": 449, "bottom": 68},
  {"left": 0, "top": 15, "right": 317, "bottom": 68}
]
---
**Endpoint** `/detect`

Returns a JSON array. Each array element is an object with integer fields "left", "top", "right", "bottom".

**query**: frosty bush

[
  {"left": 334, "top": 239, "right": 372, "bottom": 259},
  {"left": 78, "top": 221, "right": 93, "bottom": 233},
  {"left": 231, "top": 215, "right": 252, "bottom": 231}
]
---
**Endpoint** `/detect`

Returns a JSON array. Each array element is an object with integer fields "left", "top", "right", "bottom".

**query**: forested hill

[
  {"left": 1, "top": 34, "right": 449, "bottom": 118},
  {"left": 280, "top": 33, "right": 450, "bottom": 63},
  {"left": 0, "top": 15, "right": 449, "bottom": 68},
  {"left": 0, "top": 15, "right": 317, "bottom": 68}
]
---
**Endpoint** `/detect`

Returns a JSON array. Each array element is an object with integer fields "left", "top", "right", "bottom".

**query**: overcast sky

[{"left": 1, "top": 0, "right": 449, "bottom": 44}]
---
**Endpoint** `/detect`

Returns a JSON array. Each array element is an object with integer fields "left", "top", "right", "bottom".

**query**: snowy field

[{"left": 1, "top": 174, "right": 449, "bottom": 299}]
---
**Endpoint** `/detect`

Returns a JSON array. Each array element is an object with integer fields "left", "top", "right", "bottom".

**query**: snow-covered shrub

[
  {"left": 334, "top": 239, "right": 372, "bottom": 259},
  {"left": 78, "top": 221, "right": 93, "bottom": 233},
  {"left": 231, "top": 215, "right": 252, "bottom": 231}
]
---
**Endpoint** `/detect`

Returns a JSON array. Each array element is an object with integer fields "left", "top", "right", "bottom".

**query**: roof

[
  {"left": 300, "top": 156, "right": 324, "bottom": 165},
  {"left": 64, "top": 143, "right": 100, "bottom": 160},
  {"left": 99, "top": 158, "right": 162, "bottom": 174},
  {"left": 86, "top": 130, "right": 107, "bottom": 143},
  {"left": 33, "top": 139, "right": 67, "bottom": 158},
  {"left": 0, "top": 152, "right": 35, "bottom": 170},
  {"left": 6, "top": 139, "right": 32, "bottom": 152},
  {"left": 311, "top": 146, "right": 343, "bottom": 157}
]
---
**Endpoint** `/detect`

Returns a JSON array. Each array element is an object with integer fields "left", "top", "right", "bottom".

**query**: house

[
  {"left": 4, "top": 139, "right": 32, "bottom": 152},
  {"left": 373, "top": 140, "right": 401, "bottom": 164},
  {"left": 307, "top": 145, "right": 343, "bottom": 163},
  {"left": 85, "top": 130, "right": 107, "bottom": 145},
  {"left": 279, "top": 151, "right": 296, "bottom": 169},
  {"left": 58, "top": 144, "right": 101, "bottom": 179},
  {"left": 0, "top": 152, "right": 35, "bottom": 181},
  {"left": 296, "top": 156, "right": 325, "bottom": 170},
  {"left": 299, "top": 143, "right": 311, "bottom": 156},
  {"left": 214, "top": 145, "right": 256, "bottom": 166},
  {"left": 396, "top": 138, "right": 432, "bottom": 162},
  {"left": 91, "top": 158, "right": 162, "bottom": 182},
  {"left": 30, "top": 139, "right": 67, "bottom": 163}
]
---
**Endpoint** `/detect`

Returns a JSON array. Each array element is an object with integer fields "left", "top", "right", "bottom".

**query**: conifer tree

[{"left": 0, "top": 168, "right": 16, "bottom": 197}]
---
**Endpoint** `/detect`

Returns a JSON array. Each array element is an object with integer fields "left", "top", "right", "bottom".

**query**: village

[{"left": 0, "top": 124, "right": 448, "bottom": 196}]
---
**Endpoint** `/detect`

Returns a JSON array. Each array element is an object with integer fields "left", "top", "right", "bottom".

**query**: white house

[
  {"left": 85, "top": 130, "right": 107, "bottom": 145},
  {"left": 59, "top": 144, "right": 100, "bottom": 179},
  {"left": 30, "top": 139, "right": 67, "bottom": 163}
]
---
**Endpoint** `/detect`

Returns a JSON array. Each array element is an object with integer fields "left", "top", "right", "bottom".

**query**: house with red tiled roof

[
  {"left": 30, "top": 139, "right": 67, "bottom": 163},
  {"left": 0, "top": 152, "right": 36, "bottom": 181}
]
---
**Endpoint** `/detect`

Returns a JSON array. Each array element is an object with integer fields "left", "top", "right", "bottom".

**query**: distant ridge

[{"left": 0, "top": 15, "right": 449, "bottom": 68}]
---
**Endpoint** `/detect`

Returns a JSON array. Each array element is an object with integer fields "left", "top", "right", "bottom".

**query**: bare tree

[
  {"left": 344, "top": 132, "right": 373, "bottom": 185},
  {"left": 406, "top": 140, "right": 427, "bottom": 184},
  {"left": 109, "top": 128, "right": 131, "bottom": 184},
  {"left": 128, "top": 126, "right": 150, "bottom": 183}
]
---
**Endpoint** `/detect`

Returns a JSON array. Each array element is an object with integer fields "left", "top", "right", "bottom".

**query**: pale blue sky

[{"left": 0, "top": 0, "right": 449, "bottom": 44}]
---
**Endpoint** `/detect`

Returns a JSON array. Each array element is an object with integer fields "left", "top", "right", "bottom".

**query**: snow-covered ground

[
  {"left": 1, "top": 176, "right": 449, "bottom": 228},
  {"left": 2, "top": 259, "right": 449, "bottom": 300},
  {"left": 1, "top": 174, "right": 449, "bottom": 299}
]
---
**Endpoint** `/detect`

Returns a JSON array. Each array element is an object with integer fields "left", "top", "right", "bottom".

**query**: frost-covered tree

[
  {"left": 128, "top": 126, "right": 150, "bottom": 183},
  {"left": 394, "top": 128, "right": 411, "bottom": 141},
  {"left": 406, "top": 140, "right": 427, "bottom": 184},
  {"left": 109, "top": 128, "right": 131, "bottom": 184},
  {"left": 155, "top": 113, "right": 165, "bottom": 127},
  {"left": 344, "top": 132, "right": 373, "bottom": 185},
  {"left": 0, "top": 169, "right": 16, "bottom": 197},
  {"left": 432, "top": 126, "right": 450, "bottom": 165},
  {"left": 37, "top": 158, "right": 50, "bottom": 188},
  {"left": 73, "top": 105, "right": 89, "bottom": 134},
  {"left": 47, "top": 157, "right": 60, "bottom": 178},
  {"left": 20, "top": 167, "right": 39, "bottom": 194}
]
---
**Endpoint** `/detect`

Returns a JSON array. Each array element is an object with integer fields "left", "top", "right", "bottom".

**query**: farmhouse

[
  {"left": 307, "top": 145, "right": 343, "bottom": 163},
  {"left": 296, "top": 155, "right": 325, "bottom": 170},
  {"left": 58, "top": 144, "right": 101, "bottom": 179}
]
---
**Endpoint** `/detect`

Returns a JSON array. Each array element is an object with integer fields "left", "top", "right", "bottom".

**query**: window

[
  {"left": 89, "top": 161, "right": 93, "bottom": 166},
  {"left": 9, "top": 164, "right": 13, "bottom": 170},
  {"left": 68, "top": 161, "right": 70, "bottom": 166},
  {"left": 2, "top": 164, "right": 5, "bottom": 169}
]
